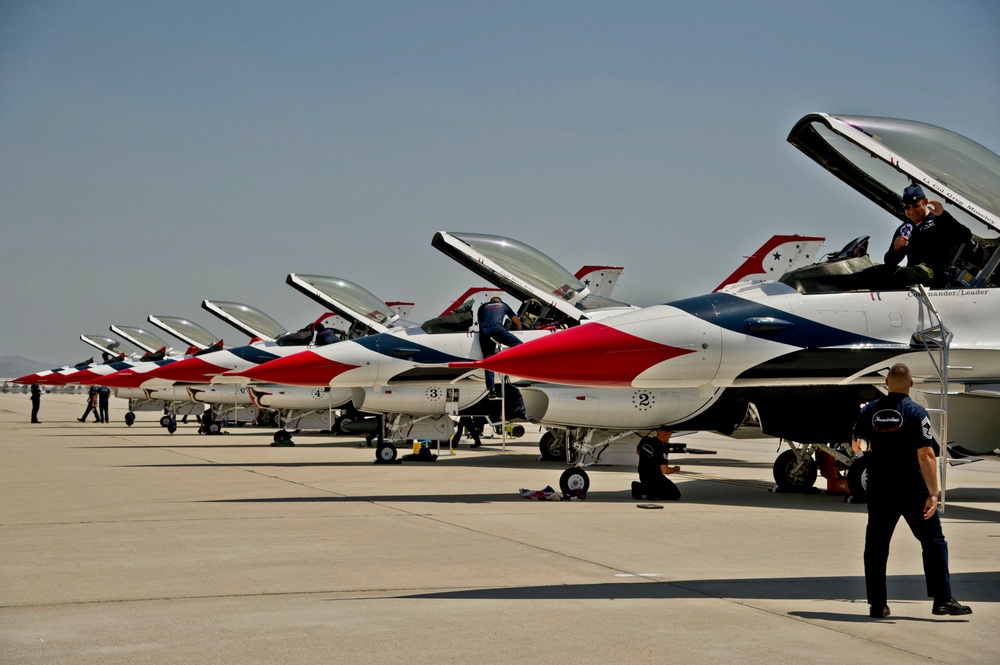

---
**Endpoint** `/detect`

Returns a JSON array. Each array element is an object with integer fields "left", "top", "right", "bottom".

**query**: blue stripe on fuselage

[
  {"left": 667, "top": 293, "right": 895, "bottom": 348},
  {"left": 228, "top": 346, "right": 281, "bottom": 364},
  {"left": 354, "top": 333, "right": 469, "bottom": 364}
]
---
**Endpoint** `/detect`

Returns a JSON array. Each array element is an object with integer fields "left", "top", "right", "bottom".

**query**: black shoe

[
  {"left": 869, "top": 605, "right": 890, "bottom": 618},
  {"left": 631, "top": 481, "right": 643, "bottom": 500},
  {"left": 77, "top": 417, "right": 86, "bottom": 422},
  {"left": 470, "top": 441, "right": 482, "bottom": 448},
  {"left": 31, "top": 420, "right": 41, "bottom": 424},
  {"left": 932, "top": 598, "right": 972, "bottom": 616}
]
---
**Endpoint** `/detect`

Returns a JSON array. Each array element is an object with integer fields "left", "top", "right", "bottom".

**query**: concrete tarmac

[{"left": 2, "top": 393, "right": 998, "bottom": 664}]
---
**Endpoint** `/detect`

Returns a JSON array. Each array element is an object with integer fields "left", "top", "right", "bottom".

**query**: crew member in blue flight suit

[
  {"left": 30, "top": 383, "right": 42, "bottom": 423},
  {"left": 631, "top": 425, "right": 681, "bottom": 500},
  {"left": 852, "top": 363, "right": 971, "bottom": 618},
  {"left": 881, "top": 184, "right": 971, "bottom": 287},
  {"left": 97, "top": 385, "right": 112, "bottom": 423},
  {"left": 477, "top": 297, "right": 522, "bottom": 397}
]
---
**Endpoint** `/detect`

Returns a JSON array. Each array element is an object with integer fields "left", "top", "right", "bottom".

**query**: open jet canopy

[
  {"left": 286, "top": 274, "right": 399, "bottom": 335},
  {"left": 147, "top": 315, "right": 221, "bottom": 350},
  {"left": 80, "top": 335, "right": 134, "bottom": 360},
  {"left": 201, "top": 300, "right": 287, "bottom": 342},
  {"left": 789, "top": 113, "right": 1000, "bottom": 286},
  {"left": 431, "top": 231, "right": 629, "bottom": 326},
  {"left": 110, "top": 325, "right": 170, "bottom": 354}
]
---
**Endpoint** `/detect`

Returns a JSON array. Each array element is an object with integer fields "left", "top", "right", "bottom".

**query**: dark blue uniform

[
  {"left": 97, "top": 385, "right": 111, "bottom": 423},
  {"left": 883, "top": 210, "right": 970, "bottom": 286},
  {"left": 79, "top": 385, "right": 101, "bottom": 422},
  {"left": 853, "top": 393, "right": 951, "bottom": 609},
  {"left": 633, "top": 435, "right": 680, "bottom": 500},
  {"left": 477, "top": 300, "right": 522, "bottom": 393},
  {"left": 30, "top": 383, "right": 41, "bottom": 423}
]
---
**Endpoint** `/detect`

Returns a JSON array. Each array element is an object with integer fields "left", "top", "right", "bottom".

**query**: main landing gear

[{"left": 772, "top": 441, "right": 868, "bottom": 501}]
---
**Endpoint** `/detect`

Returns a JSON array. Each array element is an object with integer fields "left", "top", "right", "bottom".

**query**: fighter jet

[{"left": 459, "top": 113, "right": 1000, "bottom": 496}]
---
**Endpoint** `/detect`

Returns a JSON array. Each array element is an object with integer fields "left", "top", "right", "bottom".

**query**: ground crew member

[
  {"left": 78, "top": 385, "right": 101, "bottom": 422},
  {"left": 631, "top": 425, "right": 681, "bottom": 500},
  {"left": 477, "top": 297, "right": 522, "bottom": 397},
  {"left": 97, "top": 385, "right": 111, "bottom": 423},
  {"left": 30, "top": 383, "right": 42, "bottom": 423},
  {"left": 852, "top": 363, "right": 971, "bottom": 618}
]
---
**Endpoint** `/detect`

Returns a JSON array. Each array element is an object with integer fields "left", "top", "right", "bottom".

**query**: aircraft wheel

[
  {"left": 376, "top": 443, "right": 397, "bottom": 463},
  {"left": 208, "top": 422, "right": 222, "bottom": 435},
  {"left": 539, "top": 431, "right": 566, "bottom": 461},
  {"left": 273, "top": 429, "right": 292, "bottom": 444},
  {"left": 124, "top": 412, "right": 135, "bottom": 427},
  {"left": 166, "top": 419, "right": 177, "bottom": 435},
  {"left": 847, "top": 455, "right": 869, "bottom": 501},
  {"left": 559, "top": 467, "right": 590, "bottom": 496},
  {"left": 772, "top": 449, "right": 818, "bottom": 491},
  {"left": 159, "top": 415, "right": 172, "bottom": 428}
]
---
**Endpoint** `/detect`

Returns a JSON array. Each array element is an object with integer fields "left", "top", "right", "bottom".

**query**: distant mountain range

[{"left": 0, "top": 356, "right": 57, "bottom": 380}]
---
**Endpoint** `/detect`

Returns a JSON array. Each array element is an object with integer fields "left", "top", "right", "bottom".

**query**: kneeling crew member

[{"left": 632, "top": 425, "right": 681, "bottom": 500}]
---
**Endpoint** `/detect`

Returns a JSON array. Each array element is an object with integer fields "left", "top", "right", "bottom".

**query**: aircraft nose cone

[
  {"left": 453, "top": 322, "right": 695, "bottom": 387},
  {"left": 229, "top": 350, "right": 360, "bottom": 386},
  {"left": 13, "top": 373, "right": 39, "bottom": 385},
  {"left": 147, "top": 356, "right": 226, "bottom": 382}
]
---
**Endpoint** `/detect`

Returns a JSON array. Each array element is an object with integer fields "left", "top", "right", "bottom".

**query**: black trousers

[
  {"left": 31, "top": 397, "right": 40, "bottom": 422},
  {"left": 864, "top": 491, "right": 951, "bottom": 607},
  {"left": 638, "top": 472, "right": 681, "bottom": 500}
]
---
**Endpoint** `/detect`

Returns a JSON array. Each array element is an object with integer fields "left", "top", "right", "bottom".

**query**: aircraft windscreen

[
  {"left": 293, "top": 275, "right": 394, "bottom": 326},
  {"left": 450, "top": 233, "right": 587, "bottom": 302},
  {"left": 150, "top": 316, "right": 219, "bottom": 348},
  {"left": 83, "top": 335, "right": 133, "bottom": 357},
  {"left": 112, "top": 326, "right": 167, "bottom": 352},
  {"left": 203, "top": 301, "right": 287, "bottom": 340},
  {"left": 807, "top": 120, "right": 999, "bottom": 241},
  {"left": 839, "top": 115, "right": 1000, "bottom": 222}
]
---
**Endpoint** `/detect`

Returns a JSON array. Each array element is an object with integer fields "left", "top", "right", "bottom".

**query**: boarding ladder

[{"left": 909, "top": 285, "right": 966, "bottom": 513}]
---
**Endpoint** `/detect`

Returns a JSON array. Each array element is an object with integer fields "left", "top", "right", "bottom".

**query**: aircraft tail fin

[
  {"left": 574, "top": 266, "right": 624, "bottom": 298},
  {"left": 713, "top": 235, "right": 825, "bottom": 292},
  {"left": 386, "top": 301, "right": 415, "bottom": 321}
]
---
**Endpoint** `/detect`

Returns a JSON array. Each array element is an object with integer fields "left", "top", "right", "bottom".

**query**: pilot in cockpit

[{"left": 879, "top": 184, "right": 971, "bottom": 288}]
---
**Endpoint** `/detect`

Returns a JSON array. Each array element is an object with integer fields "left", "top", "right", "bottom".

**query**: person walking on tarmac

[
  {"left": 631, "top": 425, "right": 681, "bottom": 500},
  {"left": 79, "top": 385, "right": 101, "bottom": 422},
  {"left": 477, "top": 297, "right": 522, "bottom": 398},
  {"left": 852, "top": 363, "right": 971, "bottom": 618},
  {"left": 29, "top": 383, "right": 42, "bottom": 423}
]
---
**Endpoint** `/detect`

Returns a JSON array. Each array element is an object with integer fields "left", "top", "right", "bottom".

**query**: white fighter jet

[{"left": 460, "top": 113, "right": 1000, "bottom": 495}]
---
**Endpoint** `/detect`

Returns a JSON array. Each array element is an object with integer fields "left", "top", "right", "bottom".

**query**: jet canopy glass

[
  {"left": 110, "top": 325, "right": 169, "bottom": 353},
  {"left": 148, "top": 316, "right": 220, "bottom": 348},
  {"left": 202, "top": 300, "right": 287, "bottom": 341},
  {"left": 433, "top": 232, "right": 629, "bottom": 316},
  {"left": 287, "top": 274, "right": 396, "bottom": 328},
  {"left": 80, "top": 335, "right": 134, "bottom": 359},
  {"left": 789, "top": 114, "right": 1000, "bottom": 240}
]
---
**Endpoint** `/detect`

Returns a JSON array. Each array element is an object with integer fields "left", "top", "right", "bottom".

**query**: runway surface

[{"left": 2, "top": 392, "right": 998, "bottom": 664}]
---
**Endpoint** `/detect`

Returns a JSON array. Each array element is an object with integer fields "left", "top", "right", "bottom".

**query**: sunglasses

[{"left": 903, "top": 201, "right": 924, "bottom": 210}]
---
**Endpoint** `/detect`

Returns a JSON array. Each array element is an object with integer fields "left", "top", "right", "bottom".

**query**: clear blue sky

[{"left": 2, "top": 0, "right": 998, "bottom": 363}]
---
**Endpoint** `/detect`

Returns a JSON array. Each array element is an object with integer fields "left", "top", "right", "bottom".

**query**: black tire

[
  {"left": 847, "top": 455, "right": 869, "bottom": 501},
  {"left": 508, "top": 424, "right": 525, "bottom": 438},
  {"left": 124, "top": 412, "right": 135, "bottom": 427},
  {"left": 559, "top": 467, "right": 590, "bottom": 496},
  {"left": 539, "top": 431, "right": 567, "bottom": 461},
  {"left": 159, "top": 415, "right": 172, "bottom": 428},
  {"left": 376, "top": 443, "right": 397, "bottom": 463},
  {"left": 208, "top": 422, "right": 222, "bottom": 435},
  {"left": 772, "top": 449, "right": 818, "bottom": 491},
  {"left": 166, "top": 420, "right": 177, "bottom": 435},
  {"left": 274, "top": 429, "right": 292, "bottom": 444}
]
